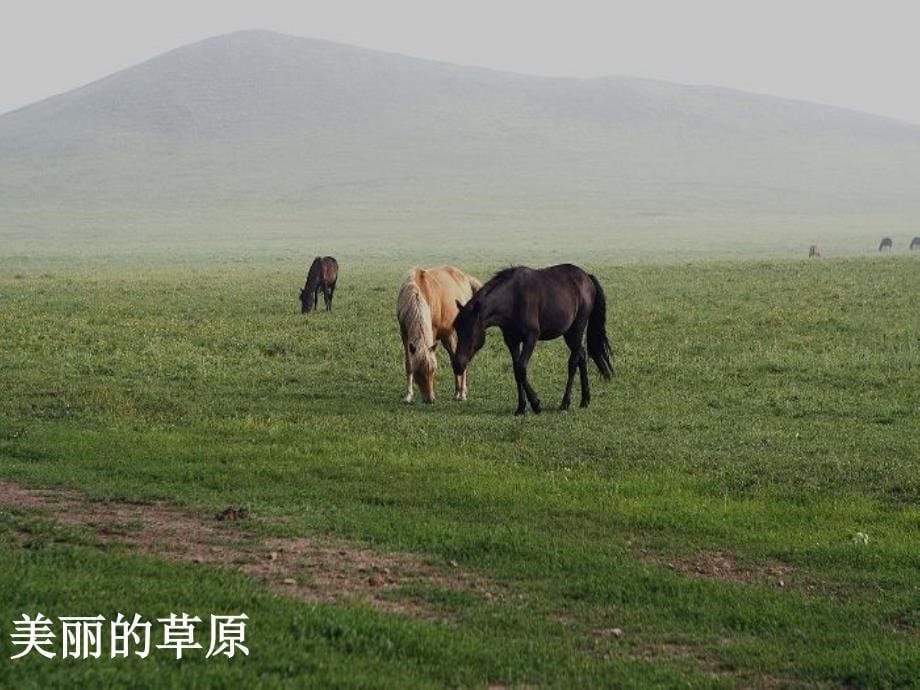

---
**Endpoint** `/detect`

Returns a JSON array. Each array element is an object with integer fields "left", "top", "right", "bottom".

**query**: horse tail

[
  {"left": 586, "top": 274, "right": 614, "bottom": 380},
  {"left": 397, "top": 278, "right": 435, "bottom": 361}
]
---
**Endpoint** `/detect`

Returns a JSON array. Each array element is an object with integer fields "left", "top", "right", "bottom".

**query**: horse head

[{"left": 451, "top": 298, "right": 486, "bottom": 376}]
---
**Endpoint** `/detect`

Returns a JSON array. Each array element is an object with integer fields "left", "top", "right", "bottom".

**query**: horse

[
  {"left": 910, "top": 236, "right": 920, "bottom": 250},
  {"left": 397, "top": 266, "right": 482, "bottom": 404},
  {"left": 809, "top": 244, "right": 820, "bottom": 258},
  {"left": 300, "top": 256, "right": 338, "bottom": 312},
  {"left": 879, "top": 237, "right": 893, "bottom": 252},
  {"left": 450, "top": 264, "right": 613, "bottom": 416}
]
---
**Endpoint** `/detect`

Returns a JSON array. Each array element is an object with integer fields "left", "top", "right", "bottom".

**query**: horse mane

[
  {"left": 304, "top": 257, "right": 323, "bottom": 289},
  {"left": 490, "top": 266, "right": 521, "bottom": 284},
  {"left": 474, "top": 266, "right": 521, "bottom": 299}
]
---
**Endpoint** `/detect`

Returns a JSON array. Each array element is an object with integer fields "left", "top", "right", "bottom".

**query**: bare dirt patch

[
  {"left": 648, "top": 550, "right": 793, "bottom": 588},
  {"left": 636, "top": 642, "right": 800, "bottom": 688},
  {"left": 0, "top": 480, "right": 498, "bottom": 619},
  {"left": 639, "top": 642, "right": 718, "bottom": 667}
]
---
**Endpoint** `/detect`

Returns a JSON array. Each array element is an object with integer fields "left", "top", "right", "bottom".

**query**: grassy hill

[{"left": 2, "top": 30, "right": 920, "bottom": 259}]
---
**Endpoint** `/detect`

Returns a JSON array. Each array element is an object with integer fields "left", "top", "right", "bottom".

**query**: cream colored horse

[{"left": 397, "top": 266, "right": 482, "bottom": 403}]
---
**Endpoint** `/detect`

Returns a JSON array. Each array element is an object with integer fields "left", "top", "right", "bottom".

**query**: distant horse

[
  {"left": 879, "top": 237, "right": 893, "bottom": 252},
  {"left": 397, "top": 266, "right": 482, "bottom": 403},
  {"left": 809, "top": 244, "right": 820, "bottom": 258},
  {"left": 300, "top": 256, "right": 338, "bottom": 312},
  {"left": 910, "top": 236, "right": 920, "bottom": 250},
  {"left": 450, "top": 264, "right": 613, "bottom": 415}
]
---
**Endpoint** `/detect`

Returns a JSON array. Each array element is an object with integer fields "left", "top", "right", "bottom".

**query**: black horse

[
  {"left": 910, "top": 236, "right": 920, "bottom": 250},
  {"left": 879, "top": 237, "right": 893, "bottom": 251},
  {"left": 300, "top": 256, "right": 339, "bottom": 313},
  {"left": 450, "top": 264, "right": 613, "bottom": 415}
]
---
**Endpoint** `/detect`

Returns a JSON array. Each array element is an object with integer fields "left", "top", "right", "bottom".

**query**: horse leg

[
  {"left": 402, "top": 345, "right": 414, "bottom": 403},
  {"left": 517, "top": 333, "right": 542, "bottom": 414},
  {"left": 443, "top": 334, "right": 465, "bottom": 401},
  {"left": 460, "top": 364, "right": 468, "bottom": 402},
  {"left": 323, "top": 285, "right": 332, "bottom": 311},
  {"left": 564, "top": 322, "right": 591, "bottom": 408},
  {"left": 328, "top": 281, "right": 336, "bottom": 310},
  {"left": 503, "top": 332, "right": 526, "bottom": 415},
  {"left": 560, "top": 330, "right": 583, "bottom": 411},
  {"left": 577, "top": 349, "right": 590, "bottom": 407},
  {"left": 313, "top": 287, "right": 321, "bottom": 312}
]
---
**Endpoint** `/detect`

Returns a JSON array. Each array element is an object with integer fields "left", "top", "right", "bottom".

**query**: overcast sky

[{"left": 2, "top": 0, "right": 919, "bottom": 123}]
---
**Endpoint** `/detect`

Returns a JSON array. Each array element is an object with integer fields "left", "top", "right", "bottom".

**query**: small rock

[
  {"left": 611, "top": 628, "right": 624, "bottom": 638},
  {"left": 281, "top": 578, "right": 296, "bottom": 585},
  {"left": 778, "top": 579, "right": 785, "bottom": 588},
  {"left": 267, "top": 551, "right": 279, "bottom": 561},
  {"left": 449, "top": 559, "right": 459, "bottom": 568},
  {"left": 853, "top": 532, "right": 869, "bottom": 545}
]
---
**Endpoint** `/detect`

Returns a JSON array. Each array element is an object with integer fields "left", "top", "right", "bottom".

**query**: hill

[{"left": 2, "top": 30, "right": 919, "bottom": 258}]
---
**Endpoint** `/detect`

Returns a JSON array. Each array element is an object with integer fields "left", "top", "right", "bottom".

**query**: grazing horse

[
  {"left": 300, "top": 256, "right": 338, "bottom": 312},
  {"left": 450, "top": 264, "right": 613, "bottom": 416},
  {"left": 809, "top": 244, "right": 820, "bottom": 258},
  {"left": 397, "top": 266, "right": 482, "bottom": 403},
  {"left": 879, "top": 237, "right": 893, "bottom": 252},
  {"left": 910, "top": 236, "right": 920, "bottom": 250}
]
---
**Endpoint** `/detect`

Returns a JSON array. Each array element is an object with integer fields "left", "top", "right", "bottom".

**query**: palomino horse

[
  {"left": 809, "top": 244, "right": 820, "bottom": 258},
  {"left": 300, "top": 256, "right": 339, "bottom": 312},
  {"left": 879, "top": 237, "right": 893, "bottom": 252},
  {"left": 397, "top": 266, "right": 482, "bottom": 403},
  {"left": 910, "top": 236, "right": 920, "bottom": 250},
  {"left": 450, "top": 264, "right": 613, "bottom": 416}
]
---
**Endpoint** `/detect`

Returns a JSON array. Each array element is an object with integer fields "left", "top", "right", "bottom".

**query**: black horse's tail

[{"left": 587, "top": 274, "right": 614, "bottom": 379}]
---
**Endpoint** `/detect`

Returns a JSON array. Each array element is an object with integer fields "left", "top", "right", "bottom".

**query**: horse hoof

[
  {"left": 514, "top": 408, "right": 526, "bottom": 416},
  {"left": 403, "top": 396, "right": 413, "bottom": 404},
  {"left": 560, "top": 399, "right": 571, "bottom": 411},
  {"left": 531, "top": 400, "right": 542, "bottom": 414},
  {"left": 579, "top": 399, "right": 590, "bottom": 408}
]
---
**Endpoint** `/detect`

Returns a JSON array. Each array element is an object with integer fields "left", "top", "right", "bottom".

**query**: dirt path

[{"left": 0, "top": 480, "right": 498, "bottom": 619}]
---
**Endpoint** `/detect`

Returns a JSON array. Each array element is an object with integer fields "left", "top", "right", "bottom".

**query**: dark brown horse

[
  {"left": 450, "top": 264, "right": 613, "bottom": 415},
  {"left": 300, "top": 256, "right": 338, "bottom": 312},
  {"left": 879, "top": 237, "right": 893, "bottom": 251},
  {"left": 910, "top": 236, "right": 920, "bottom": 250},
  {"left": 809, "top": 244, "right": 820, "bottom": 258}
]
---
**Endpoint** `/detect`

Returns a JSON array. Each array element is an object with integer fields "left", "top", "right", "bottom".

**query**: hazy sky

[{"left": 2, "top": 0, "right": 919, "bottom": 123}]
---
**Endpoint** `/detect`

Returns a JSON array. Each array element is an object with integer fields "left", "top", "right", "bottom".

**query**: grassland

[{"left": 0, "top": 254, "right": 918, "bottom": 688}]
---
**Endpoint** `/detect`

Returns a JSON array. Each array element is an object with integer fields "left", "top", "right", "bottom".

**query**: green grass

[{"left": 0, "top": 256, "right": 918, "bottom": 688}]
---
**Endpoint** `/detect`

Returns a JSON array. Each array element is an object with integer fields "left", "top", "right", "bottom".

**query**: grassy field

[{"left": 0, "top": 255, "right": 918, "bottom": 688}]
